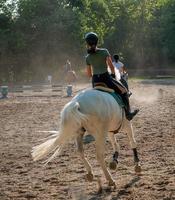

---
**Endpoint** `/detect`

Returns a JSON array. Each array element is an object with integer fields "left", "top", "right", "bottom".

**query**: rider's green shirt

[{"left": 85, "top": 48, "right": 110, "bottom": 75}]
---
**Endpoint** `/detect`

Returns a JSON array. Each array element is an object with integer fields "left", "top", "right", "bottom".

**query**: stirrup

[
  {"left": 128, "top": 91, "right": 132, "bottom": 97},
  {"left": 126, "top": 109, "right": 139, "bottom": 121}
]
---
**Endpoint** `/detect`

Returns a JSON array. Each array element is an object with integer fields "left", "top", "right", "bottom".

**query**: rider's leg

[
  {"left": 120, "top": 77, "right": 129, "bottom": 90},
  {"left": 92, "top": 73, "right": 139, "bottom": 120},
  {"left": 121, "top": 93, "right": 139, "bottom": 121},
  {"left": 110, "top": 78, "right": 139, "bottom": 121},
  {"left": 120, "top": 76, "right": 132, "bottom": 97}
]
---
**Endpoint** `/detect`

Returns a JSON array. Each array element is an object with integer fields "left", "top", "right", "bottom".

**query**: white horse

[{"left": 32, "top": 88, "right": 141, "bottom": 188}]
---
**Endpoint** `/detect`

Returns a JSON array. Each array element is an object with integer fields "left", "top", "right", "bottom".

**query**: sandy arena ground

[{"left": 0, "top": 80, "right": 174, "bottom": 200}]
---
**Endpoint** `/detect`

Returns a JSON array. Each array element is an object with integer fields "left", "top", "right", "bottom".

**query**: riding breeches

[{"left": 92, "top": 72, "right": 127, "bottom": 94}]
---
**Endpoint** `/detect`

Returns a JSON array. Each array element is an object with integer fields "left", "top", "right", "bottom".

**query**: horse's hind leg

[
  {"left": 95, "top": 131, "right": 116, "bottom": 187},
  {"left": 76, "top": 129, "right": 93, "bottom": 181},
  {"left": 108, "top": 132, "right": 120, "bottom": 170}
]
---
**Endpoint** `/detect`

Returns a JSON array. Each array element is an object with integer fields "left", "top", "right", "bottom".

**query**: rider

[
  {"left": 85, "top": 32, "right": 139, "bottom": 121},
  {"left": 113, "top": 54, "right": 129, "bottom": 90}
]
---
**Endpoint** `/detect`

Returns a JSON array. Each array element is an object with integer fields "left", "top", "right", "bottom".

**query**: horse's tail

[{"left": 32, "top": 101, "right": 87, "bottom": 164}]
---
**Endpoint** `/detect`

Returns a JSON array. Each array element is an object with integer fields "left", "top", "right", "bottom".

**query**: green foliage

[
  {"left": 0, "top": 0, "right": 175, "bottom": 83},
  {"left": 159, "top": 0, "right": 175, "bottom": 60}
]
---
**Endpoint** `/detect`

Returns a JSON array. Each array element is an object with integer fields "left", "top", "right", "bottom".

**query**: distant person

[
  {"left": 63, "top": 60, "right": 71, "bottom": 77},
  {"left": 47, "top": 75, "right": 52, "bottom": 84},
  {"left": 85, "top": 32, "right": 139, "bottom": 121},
  {"left": 113, "top": 54, "right": 129, "bottom": 90},
  {"left": 63, "top": 60, "right": 77, "bottom": 84},
  {"left": 65, "top": 60, "right": 72, "bottom": 72}
]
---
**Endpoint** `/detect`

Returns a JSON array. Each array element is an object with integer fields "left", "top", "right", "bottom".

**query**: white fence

[{"left": 10, "top": 84, "right": 64, "bottom": 93}]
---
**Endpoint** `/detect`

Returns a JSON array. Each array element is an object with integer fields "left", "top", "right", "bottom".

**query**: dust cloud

[{"left": 131, "top": 86, "right": 163, "bottom": 103}]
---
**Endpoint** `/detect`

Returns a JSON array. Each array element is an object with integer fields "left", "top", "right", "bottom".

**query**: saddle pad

[
  {"left": 94, "top": 86, "right": 125, "bottom": 108},
  {"left": 109, "top": 92, "right": 125, "bottom": 108},
  {"left": 94, "top": 85, "right": 114, "bottom": 93}
]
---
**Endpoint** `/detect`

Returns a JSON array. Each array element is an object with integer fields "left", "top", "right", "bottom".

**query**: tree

[{"left": 0, "top": 0, "right": 175, "bottom": 82}]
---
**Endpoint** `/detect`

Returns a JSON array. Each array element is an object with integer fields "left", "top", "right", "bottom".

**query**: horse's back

[{"left": 72, "top": 89, "right": 122, "bottom": 122}]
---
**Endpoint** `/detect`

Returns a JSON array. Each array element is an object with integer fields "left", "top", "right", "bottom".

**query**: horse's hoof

[
  {"left": 135, "top": 163, "right": 141, "bottom": 174},
  {"left": 85, "top": 173, "right": 93, "bottom": 182},
  {"left": 109, "top": 161, "right": 117, "bottom": 170},
  {"left": 97, "top": 178, "right": 103, "bottom": 194},
  {"left": 97, "top": 187, "right": 103, "bottom": 194},
  {"left": 108, "top": 181, "right": 116, "bottom": 189}
]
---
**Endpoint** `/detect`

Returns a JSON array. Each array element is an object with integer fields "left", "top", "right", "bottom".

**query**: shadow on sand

[{"left": 89, "top": 176, "right": 141, "bottom": 200}]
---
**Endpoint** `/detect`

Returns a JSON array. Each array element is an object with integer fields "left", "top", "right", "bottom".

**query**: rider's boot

[{"left": 121, "top": 93, "right": 139, "bottom": 121}]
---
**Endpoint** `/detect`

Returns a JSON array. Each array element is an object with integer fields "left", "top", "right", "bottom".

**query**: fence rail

[{"left": 5, "top": 84, "right": 65, "bottom": 93}]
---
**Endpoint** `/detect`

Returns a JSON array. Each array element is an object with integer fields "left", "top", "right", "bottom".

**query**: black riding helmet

[{"left": 85, "top": 32, "right": 98, "bottom": 46}]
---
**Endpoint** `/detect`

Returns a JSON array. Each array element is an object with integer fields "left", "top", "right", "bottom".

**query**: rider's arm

[
  {"left": 86, "top": 65, "right": 93, "bottom": 78},
  {"left": 106, "top": 56, "right": 115, "bottom": 74}
]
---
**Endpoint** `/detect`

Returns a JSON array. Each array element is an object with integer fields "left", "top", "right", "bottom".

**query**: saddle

[{"left": 94, "top": 83, "right": 125, "bottom": 108}]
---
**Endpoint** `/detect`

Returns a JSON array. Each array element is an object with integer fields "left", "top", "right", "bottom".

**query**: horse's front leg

[
  {"left": 76, "top": 128, "right": 93, "bottom": 181},
  {"left": 108, "top": 132, "right": 120, "bottom": 170},
  {"left": 125, "top": 122, "right": 141, "bottom": 173},
  {"left": 95, "top": 132, "right": 116, "bottom": 188}
]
